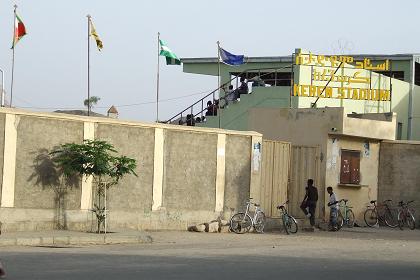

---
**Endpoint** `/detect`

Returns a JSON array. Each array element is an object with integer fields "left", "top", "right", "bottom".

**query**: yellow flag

[{"left": 89, "top": 19, "right": 103, "bottom": 51}]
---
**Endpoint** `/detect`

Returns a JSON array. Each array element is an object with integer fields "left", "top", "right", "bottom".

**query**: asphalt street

[{"left": 1, "top": 228, "right": 420, "bottom": 280}]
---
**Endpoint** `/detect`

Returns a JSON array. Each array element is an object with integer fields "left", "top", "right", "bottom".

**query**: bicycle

[
  {"left": 276, "top": 200, "right": 298, "bottom": 235},
  {"left": 337, "top": 199, "right": 355, "bottom": 229},
  {"left": 230, "top": 198, "right": 265, "bottom": 234},
  {"left": 364, "top": 199, "right": 398, "bottom": 228},
  {"left": 397, "top": 200, "right": 416, "bottom": 230}
]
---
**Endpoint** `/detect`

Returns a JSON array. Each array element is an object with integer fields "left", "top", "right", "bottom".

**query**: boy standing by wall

[{"left": 327, "top": 186, "right": 340, "bottom": 231}]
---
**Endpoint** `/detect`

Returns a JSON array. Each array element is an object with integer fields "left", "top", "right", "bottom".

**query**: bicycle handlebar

[
  {"left": 245, "top": 200, "right": 260, "bottom": 207},
  {"left": 276, "top": 200, "right": 289, "bottom": 209},
  {"left": 398, "top": 200, "right": 415, "bottom": 206}
]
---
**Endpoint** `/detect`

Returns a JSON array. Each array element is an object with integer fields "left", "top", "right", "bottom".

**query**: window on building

[
  {"left": 230, "top": 71, "right": 291, "bottom": 86},
  {"left": 415, "top": 62, "right": 420, "bottom": 86},
  {"left": 397, "top": 122, "right": 403, "bottom": 140},
  {"left": 376, "top": 71, "right": 405, "bottom": 81},
  {"left": 340, "top": 150, "right": 360, "bottom": 185}
]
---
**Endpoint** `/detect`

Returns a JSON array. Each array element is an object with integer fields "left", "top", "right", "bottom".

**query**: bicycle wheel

[
  {"left": 346, "top": 209, "right": 355, "bottom": 228},
  {"left": 406, "top": 211, "right": 416, "bottom": 230},
  {"left": 253, "top": 212, "right": 265, "bottom": 233},
  {"left": 364, "top": 208, "right": 378, "bottom": 227},
  {"left": 384, "top": 208, "right": 399, "bottom": 228},
  {"left": 286, "top": 215, "right": 298, "bottom": 234},
  {"left": 397, "top": 210, "right": 404, "bottom": 230},
  {"left": 230, "top": 213, "right": 252, "bottom": 234},
  {"left": 337, "top": 211, "right": 344, "bottom": 230}
]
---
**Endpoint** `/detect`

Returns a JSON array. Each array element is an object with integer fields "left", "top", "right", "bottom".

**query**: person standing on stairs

[
  {"left": 237, "top": 77, "right": 248, "bottom": 99},
  {"left": 221, "top": 85, "right": 236, "bottom": 108}
]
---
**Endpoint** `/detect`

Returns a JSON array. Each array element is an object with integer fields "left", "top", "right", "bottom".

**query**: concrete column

[
  {"left": 152, "top": 128, "right": 164, "bottom": 211},
  {"left": 215, "top": 133, "right": 226, "bottom": 212},
  {"left": 80, "top": 122, "right": 95, "bottom": 210},
  {"left": 0, "top": 114, "right": 18, "bottom": 207},
  {"left": 249, "top": 135, "right": 263, "bottom": 204}
]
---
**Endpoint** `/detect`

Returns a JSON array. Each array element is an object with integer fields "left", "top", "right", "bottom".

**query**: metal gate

[
  {"left": 260, "top": 140, "right": 291, "bottom": 217},
  {"left": 288, "top": 145, "right": 321, "bottom": 219}
]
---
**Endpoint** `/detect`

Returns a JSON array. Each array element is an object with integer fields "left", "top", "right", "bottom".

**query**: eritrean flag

[{"left": 12, "top": 13, "right": 26, "bottom": 49}]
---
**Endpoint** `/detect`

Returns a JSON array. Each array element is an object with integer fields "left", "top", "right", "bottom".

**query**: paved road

[{"left": 1, "top": 228, "right": 420, "bottom": 280}]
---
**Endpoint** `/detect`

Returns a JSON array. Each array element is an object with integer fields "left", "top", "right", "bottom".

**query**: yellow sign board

[{"left": 293, "top": 51, "right": 392, "bottom": 102}]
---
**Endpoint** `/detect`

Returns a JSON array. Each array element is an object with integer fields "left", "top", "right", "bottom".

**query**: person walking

[
  {"left": 327, "top": 186, "right": 340, "bottom": 231},
  {"left": 300, "top": 179, "right": 318, "bottom": 227}
]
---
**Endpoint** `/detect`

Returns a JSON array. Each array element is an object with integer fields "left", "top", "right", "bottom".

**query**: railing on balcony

[{"left": 164, "top": 65, "right": 292, "bottom": 126}]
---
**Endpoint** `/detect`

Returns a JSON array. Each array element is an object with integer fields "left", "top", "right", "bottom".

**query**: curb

[{"left": 0, "top": 234, "right": 153, "bottom": 247}]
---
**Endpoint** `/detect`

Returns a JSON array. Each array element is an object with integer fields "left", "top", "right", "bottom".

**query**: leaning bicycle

[
  {"left": 397, "top": 200, "right": 416, "bottom": 230},
  {"left": 337, "top": 199, "right": 355, "bottom": 229},
  {"left": 276, "top": 200, "right": 298, "bottom": 235},
  {"left": 364, "top": 199, "right": 398, "bottom": 228},
  {"left": 230, "top": 198, "right": 265, "bottom": 234}
]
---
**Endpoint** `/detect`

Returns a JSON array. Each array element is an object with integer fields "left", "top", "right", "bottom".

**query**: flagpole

[
  {"left": 10, "top": 5, "right": 17, "bottom": 108},
  {"left": 156, "top": 32, "right": 160, "bottom": 122},
  {"left": 217, "top": 41, "right": 221, "bottom": 129},
  {"left": 87, "top": 15, "right": 91, "bottom": 116}
]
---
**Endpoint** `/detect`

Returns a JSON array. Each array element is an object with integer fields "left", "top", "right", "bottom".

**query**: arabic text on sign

[{"left": 296, "top": 53, "right": 390, "bottom": 71}]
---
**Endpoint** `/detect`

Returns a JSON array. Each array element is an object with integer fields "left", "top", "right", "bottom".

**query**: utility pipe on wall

[
  {"left": 0, "top": 68, "right": 4, "bottom": 107},
  {"left": 408, "top": 56, "right": 415, "bottom": 140}
]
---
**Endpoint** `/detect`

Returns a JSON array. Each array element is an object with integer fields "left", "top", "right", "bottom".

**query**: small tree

[
  {"left": 51, "top": 140, "right": 137, "bottom": 233},
  {"left": 84, "top": 96, "right": 101, "bottom": 111}
]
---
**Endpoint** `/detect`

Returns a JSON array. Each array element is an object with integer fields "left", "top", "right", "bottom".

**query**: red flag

[{"left": 12, "top": 14, "right": 27, "bottom": 48}]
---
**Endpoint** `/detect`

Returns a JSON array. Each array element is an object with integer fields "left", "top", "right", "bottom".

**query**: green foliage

[
  {"left": 50, "top": 139, "right": 138, "bottom": 233},
  {"left": 50, "top": 140, "right": 137, "bottom": 184},
  {"left": 84, "top": 96, "right": 101, "bottom": 110}
]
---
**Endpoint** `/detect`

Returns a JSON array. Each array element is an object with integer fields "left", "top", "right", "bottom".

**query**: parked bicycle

[
  {"left": 397, "top": 200, "right": 416, "bottom": 230},
  {"left": 364, "top": 199, "right": 398, "bottom": 228},
  {"left": 276, "top": 200, "right": 298, "bottom": 235},
  {"left": 337, "top": 199, "right": 355, "bottom": 229},
  {"left": 230, "top": 198, "right": 265, "bottom": 234}
]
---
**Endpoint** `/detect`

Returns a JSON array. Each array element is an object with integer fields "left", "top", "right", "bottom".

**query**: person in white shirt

[{"left": 327, "top": 186, "right": 340, "bottom": 231}]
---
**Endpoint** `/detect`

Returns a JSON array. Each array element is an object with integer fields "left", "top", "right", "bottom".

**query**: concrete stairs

[{"left": 197, "top": 86, "right": 291, "bottom": 130}]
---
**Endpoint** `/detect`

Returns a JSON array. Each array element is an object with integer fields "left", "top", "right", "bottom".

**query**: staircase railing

[{"left": 164, "top": 65, "right": 292, "bottom": 125}]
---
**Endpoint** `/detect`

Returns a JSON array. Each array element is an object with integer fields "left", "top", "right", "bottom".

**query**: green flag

[{"left": 159, "top": 39, "right": 181, "bottom": 65}]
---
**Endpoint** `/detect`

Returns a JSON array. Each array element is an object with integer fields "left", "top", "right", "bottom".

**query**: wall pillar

[
  {"left": 215, "top": 133, "right": 226, "bottom": 212},
  {"left": 80, "top": 122, "right": 95, "bottom": 210},
  {"left": 249, "top": 135, "right": 263, "bottom": 204},
  {"left": 0, "top": 114, "right": 18, "bottom": 207},
  {"left": 152, "top": 128, "right": 164, "bottom": 211}
]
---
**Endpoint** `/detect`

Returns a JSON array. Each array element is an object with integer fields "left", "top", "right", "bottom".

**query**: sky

[{"left": 0, "top": 0, "right": 419, "bottom": 123}]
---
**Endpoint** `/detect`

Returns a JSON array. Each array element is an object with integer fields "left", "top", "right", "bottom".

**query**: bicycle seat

[
  {"left": 370, "top": 200, "right": 377, "bottom": 204},
  {"left": 343, "top": 199, "right": 348, "bottom": 203},
  {"left": 384, "top": 199, "right": 392, "bottom": 202},
  {"left": 254, "top": 203, "right": 260, "bottom": 207},
  {"left": 277, "top": 205, "right": 285, "bottom": 209}
]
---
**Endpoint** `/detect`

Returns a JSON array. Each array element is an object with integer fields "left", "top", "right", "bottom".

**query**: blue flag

[{"left": 219, "top": 47, "right": 245, "bottom": 66}]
